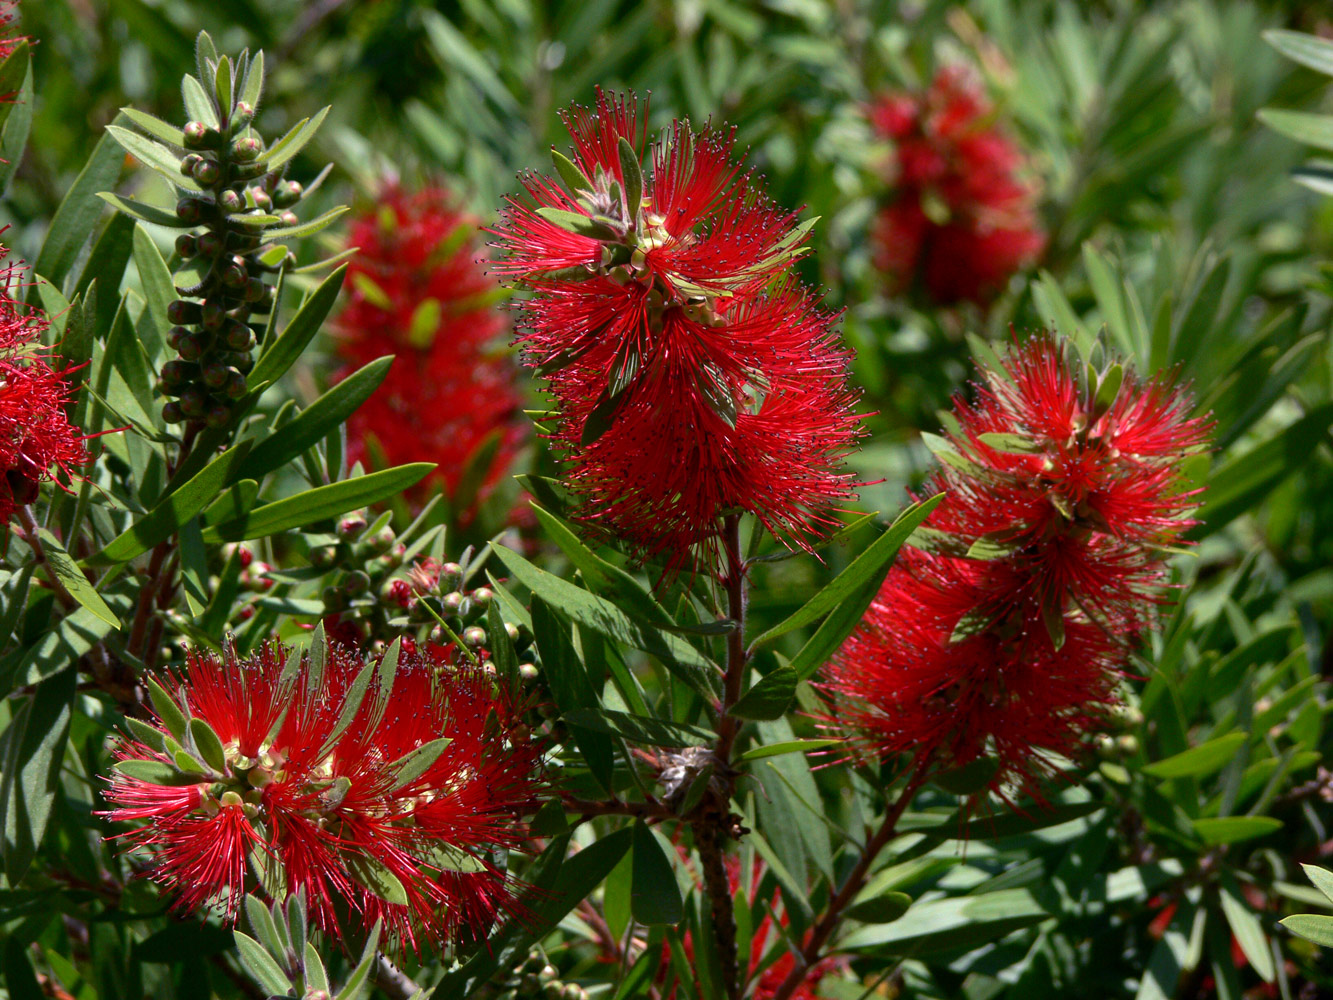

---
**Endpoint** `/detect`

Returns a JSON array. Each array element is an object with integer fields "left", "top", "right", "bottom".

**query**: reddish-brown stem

[
  {"left": 695, "top": 512, "right": 748, "bottom": 1000},
  {"left": 766, "top": 760, "right": 934, "bottom": 1000}
]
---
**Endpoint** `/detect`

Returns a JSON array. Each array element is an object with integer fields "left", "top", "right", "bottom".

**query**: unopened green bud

[
  {"left": 192, "top": 157, "right": 221, "bottom": 186},
  {"left": 232, "top": 136, "right": 262, "bottom": 162},
  {"left": 175, "top": 234, "right": 198, "bottom": 258}
]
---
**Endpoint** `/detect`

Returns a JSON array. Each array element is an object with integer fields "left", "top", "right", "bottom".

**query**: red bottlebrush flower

[
  {"left": 491, "top": 89, "right": 863, "bottom": 574},
  {"left": 869, "top": 66, "right": 1045, "bottom": 306},
  {"left": 826, "top": 335, "right": 1209, "bottom": 794},
  {"left": 0, "top": 247, "right": 90, "bottom": 521},
  {"left": 101, "top": 637, "right": 543, "bottom": 949},
  {"left": 333, "top": 185, "right": 525, "bottom": 517}
]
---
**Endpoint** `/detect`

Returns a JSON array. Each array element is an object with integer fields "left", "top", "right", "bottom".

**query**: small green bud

[
  {"left": 224, "top": 371, "right": 248, "bottom": 400},
  {"left": 272, "top": 180, "right": 303, "bottom": 208},
  {"left": 224, "top": 321, "right": 253, "bottom": 352},
  {"left": 177, "top": 335, "right": 204, "bottom": 362},
  {"left": 180, "top": 152, "right": 203, "bottom": 176},
  {"left": 218, "top": 189, "right": 245, "bottom": 214},
  {"left": 462, "top": 626, "right": 487, "bottom": 647},
  {"left": 222, "top": 259, "right": 248, "bottom": 289},
  {"left": 232, "top": 136, "right": 263, "bottom": 162},
  {"left": 244, "top": 277, "right": 267, "bottom": 302},
  {"left": 249, "top": 187, "right": 272, "bottom": 211},
  {"left": 179, "top": 386, "right": 207, "bottom": 417},
  {"left": 183, "top": 121, "right": 221, "bottom": 149},
  {"left": 278, "top": 210, "right": 298, "bottom": 227},
  {"left": 160, "top": 359, "right": 194, "bottom": 388},
  {"left": 201, "top": 299, "right": 227, "bottom": 330},
  {"left": 230, "top": 101, "right": 255, "bottom": 129},
  {"left": 167, "top": 299, "right": 202, "bottom": 324},
  {"left": 166, "top": 326, "right": 191, "bottom": 350},
  {"left": 175, "top": 234, "right": 198, "bottom": 258},
  {"left": 205, "top": 402, "right": 231, "bottom": 428},
  {"left": 202, "top": 361, "right": 230, "bottom": 389},
  {"left": 175, "top": 196, "right": 207, "bottom": 225},
  {"left": 192, "top": 157, "right": 221, "bottom": 186},
  {"left": 198, "top": 231, "right": 225, "bottom": 257},
  {"left": 162, "top": 401, "right": 185, "bottom": 424},
  {"left": 438, "top": 562, "right": 463, "bottom": 591}
]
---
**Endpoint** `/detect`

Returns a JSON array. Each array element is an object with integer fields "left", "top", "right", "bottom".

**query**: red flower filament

[
  {"left": 0, "top": 246, "right": 90, "bottom": 521},
  {"left": 102, "top": 638, "right": 543, "bottom": 949},
  {"left": 827, "top": 336, "right": 1210, "bottom": 794},
  {"left": 491, "top": 89, "right": 863, "bottom": 573},
  {"left": 869, "top": 66, "right": 1045, "bottom": 306},
  {"left": 333, "top": 185, "right": 525, "bottom": 517}
]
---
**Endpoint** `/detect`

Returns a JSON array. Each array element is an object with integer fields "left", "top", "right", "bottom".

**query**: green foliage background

[{"left": 3, "top": 2, "right": 1333, "bottom": 1000}]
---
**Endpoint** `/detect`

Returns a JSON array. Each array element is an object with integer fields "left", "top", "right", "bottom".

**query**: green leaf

[
  {"left": 262, "top": 205, "right": 350, "bottom": 241},
  {"left": 113, "top": 759, "right": 208, "bottom": 786},
  {"left": 845, "top": 891, "right": 912, "bottom": 924},
  {"left": 1192, "top": 402, "right": 1333, "bottom": 538},
  {"left": 96, "top": 192, "right": 190, "bottom": 229},
  {"left": 736, "top": 739, "right": 841, "bottom": 763},
  {"left": 489, "top": 543, "right": 719, "bottom": 698},
  {"left": 1280, "top": 914, "right": 1333, "bottom": 947},
  {"left": 0, "top": 668, "right": 76, "bottom": 882},
  {"left": 106, "top": 126, "right": 199, "bottom": 191},
  {"left": 429, "top": 830, "right": 632, "bottom": 998},
  {"left": 93, "top": 441, "right": 254, "bottom": 563},
  {"left": 181, "top": 73, "right": 219, "bottom": 128},
  {"left": 386, "top": 738, "right": 453, "bottom": 791},
  {"left": 1258, "top": 108, "right": 1333, "bottom": 152},
  {"left": 728, "top": 666, "right": 797, "bottom": 721},
  {"left": 35, "top": 124, "right": 125, "bottom": 288},
  {"left": 346, "top": 852, "right": 410, "bottom": 906},
  {"left": 189, "top": 717, "right": 228, "bottom": 773},
  {"left": 751, "top": 495, "right": 943, "bottom": 649},
  {"left": 132, "top": 224, "right": 175, "bottom": 360},
  {"left": 144, "top": 676, "right": 189, "bottom": 742},
  {"left": 631, "top": 819, "right": 683, "bottom": 925},
  {"left": 1301, "top": 864, "right": 1333, "bottom": 906},
  {"left": 619, "top": 136, "right": 643, "bottom": 217},
  {"left": 933, "top": 756, "right": 1001, "bottom": 795},
  {"left": 257, "top": 107, "right": 331, "bottom": 170},
  {"left": 1220, "top": 874, "right": 1276, "bottom": 981},
  {"left": 303, "top": 942, "right": 329, "bottom": 994},
  {"left": 235, "top": 357, "right": 392, "bottom": 482},
  {"left": 422, "top": 841, "right": 487, "bottom": 874},
  {"left": 1190, "top": 816, "right": 1282, "bottom": 845},
  {"left": 33, "top": 528, "right": 118, "bottom": 628},
  {"left": 240, "top": 50, "right": 265, "bottom": 109},
  {"left": 9, "top": 596, "right": 127, "bottom": 688},
  {"left": 976, "top": 432, "right": 1041, "bottom": 454},
  {"left": 1140, "top": 732, "right": 1246, "bottom": 779},
  {"left": 201, "top": 464, "right": 434, "bottom": 543},
  {"left": 552, "top": 148, "right": 592, "bottom": 193},
  {"left": 0, "top": 44, "right": 32, "bottom": 195},
  {"left": 232, "top": 932, "right": 291, "bottom": 996},
  {"left": 537, "top": 206, "right": 617, "bottom": 240},
  {"left": 245, "top": 265, "right": 347, "bottom": 404},
  {"left": 119, "top": 106, "right": 185, "bottom": 146},
  {"left": 335, "top": 922, "right": 380, "bottom": 1000},
  {"left": 562, "top": 708, "right": 713, "bottom": 748},
  {"left": 244, "top": 894, "right": 285, "bottom": 956},
  {"left": 840, "top": 889, "right": 1047, "bottom": 953},
  {"left": 1264, "top": 29, "right": 1333, "bottom": 76}
]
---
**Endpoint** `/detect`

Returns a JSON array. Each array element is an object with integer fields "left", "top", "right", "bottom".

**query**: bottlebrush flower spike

[
  {"left": 869, "top": 66, "right": 1045, "bottom": 306},
  {"left": 101, "top": 631, "right": 543, "bottom": 949},
  {"left": 0, "top": 247, "right": 90, "bottom": 521},
  {"left": 826, "top": 335, "right": 1209, "bottom": 795},
  {"left": 333, "top": 184, "right": 525, "bottom": 516},
  {"left": 491, "top": 89, "right": 863, "bottom": 573}
]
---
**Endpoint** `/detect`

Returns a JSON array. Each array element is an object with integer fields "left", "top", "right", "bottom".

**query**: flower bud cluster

[
  {"left": 496, "top": 953, "right": 587, "bottom": 1000},
  {"left": 108, "top": 37, "right": 330, "bottom": 430}
]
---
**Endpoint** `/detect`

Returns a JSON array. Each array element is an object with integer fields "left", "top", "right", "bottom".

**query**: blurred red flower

[
  {"left": 102, "top": 637, "right": 543, "bottom": 949},
  {"left": 0, "top": 247, "right": 90, "bottom": 521},
  {"left": 491, "top": 90, "right": 862, "bottom": 574},
  {"left": 869, "top": 66, "right": 1045, "bottom": 306},
  {"left": 827, "top": 335, "right": 1209, "bottom": 794},
  {"left": 333, "top": 185, "right": 525, "bottom": 519}
]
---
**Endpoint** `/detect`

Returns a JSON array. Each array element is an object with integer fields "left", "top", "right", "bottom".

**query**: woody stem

[{"left": 697, "top": 512, "right": 748, "bottom": 1000}]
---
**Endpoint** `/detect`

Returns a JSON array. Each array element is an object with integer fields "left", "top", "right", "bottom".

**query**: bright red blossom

[
  {"left": 492, "top": 90, "right": 862, "bottom": 572},
  {"left": 0, "top": 247, "right": 90, "bottom": 521},
  {"left": 869, "top": 66, "right": 1045, "bottom": 306},
  {"left": 827, "top": 336, "right": 1209, "bottom": 794},
  {"left": 333, "top": 185, "right": 525, "bottom": 516},
  {"left": 102, "top": 639, "right": 543, "bottom": 949}
]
